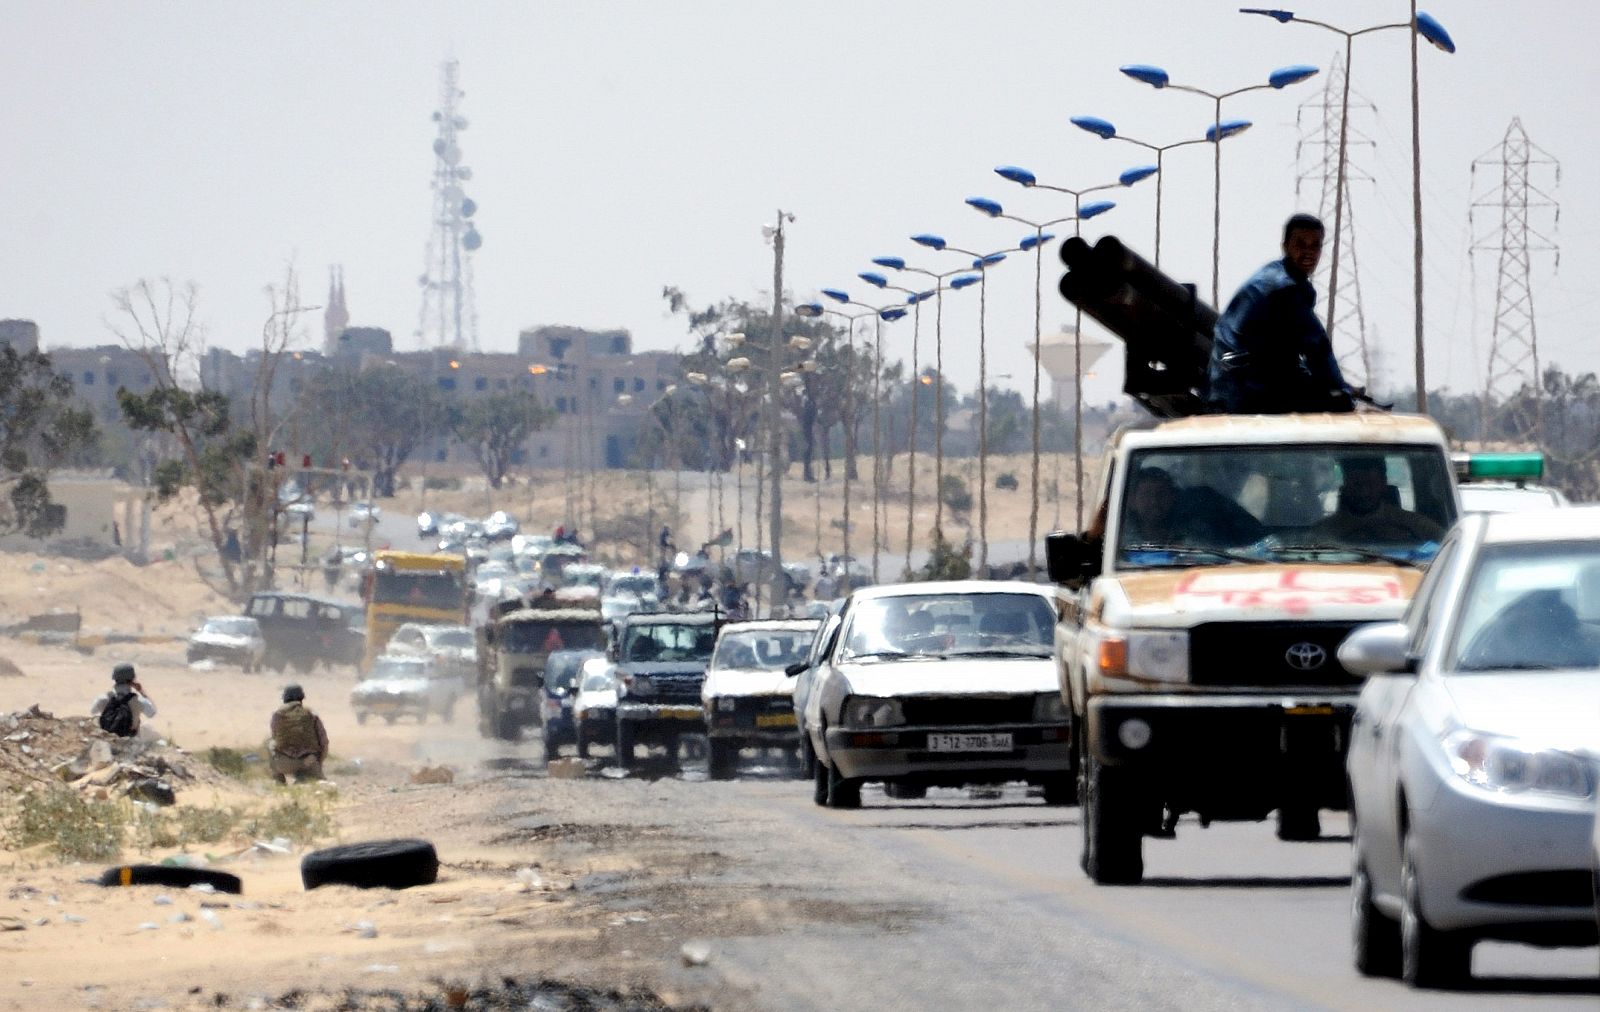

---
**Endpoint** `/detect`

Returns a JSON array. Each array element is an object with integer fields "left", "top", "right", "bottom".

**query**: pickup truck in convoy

[
  {"left": 1047, "top": 412, "right": 1460, "bottom": 884},
  {"left": 612, "top": 611, "right": 723, "bottom": 770},
  {"left": 475, "top": 601, "right": 605, "bottom": 740}
]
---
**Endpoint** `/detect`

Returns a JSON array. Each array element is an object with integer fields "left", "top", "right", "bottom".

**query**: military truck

[
  {"left": 476, "top": 599, "right": 605, "bottom": 741},
  {"left": 612, "top": 611, "right": 723, "bottom": 770},
  {"left": 1048, "top": 234, "right": 1461, "bottom": 885}
]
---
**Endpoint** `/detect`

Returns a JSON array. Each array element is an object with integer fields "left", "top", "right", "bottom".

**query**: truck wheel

[
  {"left": 1040, "top": 774, "right": 1075, "bottom": 807},
  {"left": 1400, "top": 831, "right": 1472, "bottom": 988},
  {"left": 543, "top": 733, "right": 560, "bottom": 764},
  {"left": 576, "top": 728, "right": 591, "bottom": 759},
  {"left": 1277, "top": 805, "right": 1322, "bottom": 841},
  {"left": 616, "top": 723, "right": 638, "bottom": 770},
  {"left": 707, "top": 739, "right": 737, "bottom": 781},
  {"left": 1081, "top": 753, "right": 1143, "bottom": 885},
  {"left": 491, "top": 711, "right": 519, "bottom": 742},
  {"left": 825, "top": 760, "right": 861, "bottom": 809},
  {"left": 1352, "top": 833, "right": 1401, "bottom": 978}
]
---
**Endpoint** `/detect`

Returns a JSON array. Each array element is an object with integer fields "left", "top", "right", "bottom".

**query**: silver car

[
  {"left": 1342, "top": 506, "right": 1600, "bottom": 988},
  {"left": 350, "top": 654, "right": 462, "bottom": 724},
  {"left": 802, "top": 581, "right": 1071, "bottom": 808}
]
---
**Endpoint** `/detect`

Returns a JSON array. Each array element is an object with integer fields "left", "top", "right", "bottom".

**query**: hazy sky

[{"left": 7, "top": 1, "right": 1598, "bottom": 406}]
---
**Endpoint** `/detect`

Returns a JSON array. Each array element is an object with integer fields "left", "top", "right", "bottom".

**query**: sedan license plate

[
  {"left": 755, "top": 712, "right": 796, "bottom": 728},
  {"left": 926, "top": 732, "right": 1012, "bottom": 753}
]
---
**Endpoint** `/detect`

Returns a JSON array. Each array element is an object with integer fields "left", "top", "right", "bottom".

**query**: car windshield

[
  {"left": 1450, "top": 541, "right": 1600, "bottom": 672},
  {"left": 711, "top": 629, "right": 813, "bottom": 671},
  {"left": 368, "top": 657, "right": 427, "bottom": 681},
  {"left": 581, "top": 671, "right": 613, "bottom": 692},
  {"left": 545, "top": 650, "right": 601, "bottom": 689},
  {"left": 623, "top": 622, "right": 717, "bottom": 664},
  {"left": 1116, "top": 444, "right": 1455, "bottom": 571},
  {"left": 430, "top": 628, "right": 475, "bottom": 649},
  {"left": 839, "top": 592, "right": 1056, "bottom": 661},
  {"left": 500, "top": 621, "right": 604, "bottom": 653},
  {"left": 204, "top": 617, "right": 256, "bottom": 636}
]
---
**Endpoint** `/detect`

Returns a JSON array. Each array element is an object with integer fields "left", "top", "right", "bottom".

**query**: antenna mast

[{"left": 418, "top": 60, "right": 482, "bottom": 351}]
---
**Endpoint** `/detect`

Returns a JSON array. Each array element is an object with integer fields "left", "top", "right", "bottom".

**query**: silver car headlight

[
  {"left": 1033, "top": 693, "right": 1068, "bottom": 723},
  {"left": 1124, "top": 630, "right": 1189, "bottom": 683},
  {"left": 715, "top": 696, "right": 737, "bottom": 713},
  {"left": 1444, "top": 731, "right": 1594, "bottom": 799},
  {"left": 843, "top": 696, "right": 905, "bottom": 728}
]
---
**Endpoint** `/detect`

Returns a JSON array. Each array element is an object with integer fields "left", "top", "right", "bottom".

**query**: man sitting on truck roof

[{"left": 1206, "top": 213, "right": 1354, "bottom": 415}]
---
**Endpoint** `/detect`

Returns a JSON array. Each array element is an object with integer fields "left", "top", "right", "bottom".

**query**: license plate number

[
  {"left": 926, "top": 732, "right": 1012, "bottom": 752},
  {"left": 755, "top": 712, "right": 796, "bottom": 728}
]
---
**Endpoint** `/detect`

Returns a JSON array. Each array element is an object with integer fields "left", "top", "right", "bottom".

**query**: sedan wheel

[
  {"left": 1351, "top": 833, "right": 1400, "bottom": 977},
  {"left": 1400, "top": 832, "right": 1472, "bottom": 988},
  {"left": 797, "top": 732, "right": 817, "bottom": 781},
  {"left": 811, "top": 753, "right": 829, "bottom": 807},
  {"left": 824, "top": 759, "right": 861, "bottom": 809}
]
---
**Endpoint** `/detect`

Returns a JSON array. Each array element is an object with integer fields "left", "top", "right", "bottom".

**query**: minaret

[{"left": 323, "top": 266, "right": 350, "bottom": 355}]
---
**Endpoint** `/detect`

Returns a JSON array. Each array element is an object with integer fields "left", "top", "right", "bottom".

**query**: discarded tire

[
  {"left": 97, "top": 865, "right": 243, "bottom": 894},
  {"left": 300, "top": 838, "right": 439, "bottom": 891}
]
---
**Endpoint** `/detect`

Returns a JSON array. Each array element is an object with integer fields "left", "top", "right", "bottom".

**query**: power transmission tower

[
  {"left": 1472, "top": 117, "right": 1560, "bottom": 442},
  {"left": 1295, "top": 51, "right": 1377, "bottom": 388},
  {"left": 418, "top": 60, "right": 483, "bottom": 351}
]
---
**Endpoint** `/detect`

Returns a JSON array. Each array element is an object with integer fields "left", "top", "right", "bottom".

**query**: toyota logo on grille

[{"left": 1285, "top": 642, "right": 1328, "bottom": 670}]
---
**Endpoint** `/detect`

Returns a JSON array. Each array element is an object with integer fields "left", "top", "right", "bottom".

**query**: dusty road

[{"left": 3, "top": 641, "right": 1598, "bottom": 1010}]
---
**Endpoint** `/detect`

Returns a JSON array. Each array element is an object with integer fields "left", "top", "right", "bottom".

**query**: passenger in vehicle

[
  {"left": 1313, "top": 458, "right": 1443, "bottom": 544},
  {"left": 1460, "top": 588, "right": 1600, "bottom": 670}
]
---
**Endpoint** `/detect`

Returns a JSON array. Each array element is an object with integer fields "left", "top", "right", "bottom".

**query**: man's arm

[
  {"left": 135, "top": 696, "right": 157, "bottom": 718},
  {"left": 89, "top": 695, "right": 107, "bottom": 715}
]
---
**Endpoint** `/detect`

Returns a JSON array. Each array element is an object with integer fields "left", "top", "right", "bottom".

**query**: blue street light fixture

[
  {"left": 870, "top": 255, "right": 986, "bottom": 539},
  {"left": 967, "top": 194, "right": 1128, "bottom": 575},
  {"left": 990, "top": 164, "right": 1150, "bottom": 528},
  {"left": 1119, "top": 62, "right": 1320, "bottom": 306},
  {"left": 1240, "top": 6, "right": 1455, "bottom": 411},
  {"left": 1071, "top": 116, "right": 1218, "bottom": 266}
]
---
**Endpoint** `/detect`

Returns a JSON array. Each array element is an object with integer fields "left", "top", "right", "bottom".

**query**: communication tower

[
  {"left": 1472, "top": 117, "right": 1560, "bottom": 442},
  {"left": 418, "top": 60, "right": 482, "bottom": 351},
  {"left": 1295, "top": 52, "right": 1376, "bottom": 388}
]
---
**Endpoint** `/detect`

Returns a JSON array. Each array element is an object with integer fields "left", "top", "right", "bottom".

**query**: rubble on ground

[{"left": 0, "top": 704, "right": 229, "bottom": 801}]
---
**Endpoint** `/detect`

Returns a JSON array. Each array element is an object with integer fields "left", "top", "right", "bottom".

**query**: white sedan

[
  {"left": 1342, "top": 506, "right": 1600, "bottom": 988},
  {"left": 801, "top": 581, "right": 1072, "bottom": 808}
]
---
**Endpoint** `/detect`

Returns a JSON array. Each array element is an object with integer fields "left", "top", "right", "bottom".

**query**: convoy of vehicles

[
  {"left": 1046, "top": 413, "right": 1460, "bottom": 884},
  {"left": 361, "top": 550, "right": 469, "bottom": 669},
  {"left": 701, "top": 619, "right": 819, "bottom": 779}
]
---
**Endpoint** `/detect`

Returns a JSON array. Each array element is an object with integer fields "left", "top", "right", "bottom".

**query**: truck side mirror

[{"left": 1045, "top": 531, "right": 1098, "bottom": 586}]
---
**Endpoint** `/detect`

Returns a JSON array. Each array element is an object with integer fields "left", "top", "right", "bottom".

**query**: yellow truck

[{"left": 361, "top": 550, "right": 468, "bottom": 669}]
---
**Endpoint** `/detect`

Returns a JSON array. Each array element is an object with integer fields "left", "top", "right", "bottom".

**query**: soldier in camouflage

[{"left": 269, "top": 684, "right": 329, "bottom": 784}]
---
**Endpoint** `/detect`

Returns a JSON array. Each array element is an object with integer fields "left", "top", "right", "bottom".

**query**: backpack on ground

[{"left": 99, "top": 693, "right": 136, "bottom": 737}]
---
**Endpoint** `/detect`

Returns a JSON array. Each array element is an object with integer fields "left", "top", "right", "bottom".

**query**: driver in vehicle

[
  {"left": 1313, "top": 457, "right": 1443, "bottom": 544},
  {"left": 1122, "top": 467, "right": 1208, "bottom": 546}
]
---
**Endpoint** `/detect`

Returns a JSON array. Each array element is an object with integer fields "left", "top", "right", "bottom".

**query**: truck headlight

[
  {"left": 716, "top": 696, "right": 737, "bottom": 713},
  {"left": 1033, "top": 693, "right": 1068, "bottom": 723},
  {"left": 1099, "top": 631, "right": 1188, "bottom": 682},
  {"left": 844, "top": 696, "right": 905, "bottom": 728},
  {"left": 627, "top": 676, "right": 655, "bottom": 697},
  {"left": 1444, "top": 731, "right": 1593, "bottom": 799}
]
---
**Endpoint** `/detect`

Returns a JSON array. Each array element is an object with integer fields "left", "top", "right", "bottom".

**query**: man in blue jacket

[{"left": 1206, "top": 214, "right": 1354, "bottom": 414}]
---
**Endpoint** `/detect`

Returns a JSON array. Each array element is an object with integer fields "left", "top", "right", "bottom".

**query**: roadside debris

[{"left": 409, "top": 764, "right": 455, "bottom": 785}]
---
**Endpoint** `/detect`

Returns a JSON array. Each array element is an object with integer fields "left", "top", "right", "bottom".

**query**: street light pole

[
  {"left": 1119, "top": 63, "right": 1320, "bottom": 307},
  {"left": 765, "top": 212, "right": 794, "bottom": 615}
]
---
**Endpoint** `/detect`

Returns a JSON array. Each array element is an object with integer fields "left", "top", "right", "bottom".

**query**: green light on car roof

[{"left": 1458, "top": 452, "right": 1544, "bottom": 480}]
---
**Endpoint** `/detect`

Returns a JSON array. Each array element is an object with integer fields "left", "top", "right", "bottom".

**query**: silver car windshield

[
  {"left": 1450, "top": 541, "right": 1600, "bottom": 672},
  {"left": 205, "top": 617, "right": 257, "bottom": 636},
  {"left": 369, "top": 658, "right": 428, "bottom": 681},
  {"left": 1117, "top": 444, "right": 1454, "bottom": 571},
  {"left": 839, "top": 593, "right": 1055, "bottom": 662}
]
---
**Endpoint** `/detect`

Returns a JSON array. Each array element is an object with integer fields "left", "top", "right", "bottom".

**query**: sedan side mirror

[
  {"left": 1338, "top": 622, "right": 1417, "bottom": 677},
  {"left": 784, "top": 661, "right": 808, "bottom": 678}
]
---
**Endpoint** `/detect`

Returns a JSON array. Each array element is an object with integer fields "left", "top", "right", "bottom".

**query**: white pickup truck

[{"left": 1047, "top": 412, "right": 1460, "bottom": 884}]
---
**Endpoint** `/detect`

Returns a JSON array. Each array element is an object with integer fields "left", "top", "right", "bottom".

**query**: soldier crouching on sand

[{"left": 269, "top": 684, "right": 329, "bottom": 784}]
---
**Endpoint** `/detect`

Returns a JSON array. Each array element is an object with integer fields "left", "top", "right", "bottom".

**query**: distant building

[
  {"left": 48, "top": 345, "right": 163, "bottom": 423},
  {"left": 322, "top": 267, "right": 350, "bottom": 356},
  {"left": 0, "top": 319, "right": 40, "bottom": 353},
  {"left": 334, "top": 326, "right": 392, "bottom": 359}
]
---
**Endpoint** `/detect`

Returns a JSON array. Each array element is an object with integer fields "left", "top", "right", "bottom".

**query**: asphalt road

[{"left": 563, "top": 761, "right": 1600, "bottom": 1011}]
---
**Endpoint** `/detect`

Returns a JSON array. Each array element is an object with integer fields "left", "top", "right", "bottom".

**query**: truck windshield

[
  {"left": 371, "top": 570, "right": 465, "bottom": 610},
  {"left": 623, "top": 623, "right": 717, "bottom": 664},
  {"left": 501, "top": 621, "right": 604, "bottom": 653},
  {"left": 1116, "top": 444, "right": 1455, "bottom": 571}
]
